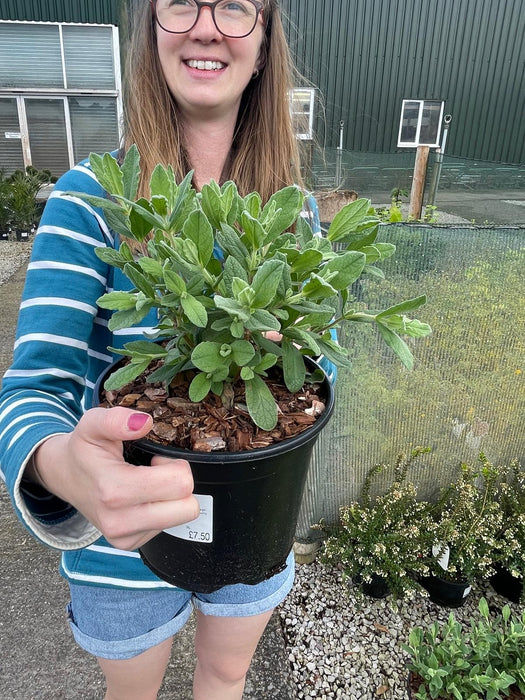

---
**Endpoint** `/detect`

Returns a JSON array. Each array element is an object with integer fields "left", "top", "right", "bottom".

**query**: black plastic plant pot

[
  {"left": 361, "top": 573, "right": 391, "bottom": 599},
  {"left": 15, "top": 229, "right": 29, "bottom": 241},
  {"left": 95, "top": 358, "right": 335, "bottom": 593},
  {"left": 419, "top": 574, "right": 471, "bottom": 607},
  {"left": 490, "top": 565, "right": 524, "bottom": 603}
]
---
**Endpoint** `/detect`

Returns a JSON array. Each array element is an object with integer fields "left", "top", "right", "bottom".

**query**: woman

[{"left": 0, "top": 1, "right": 318, "bottom": 698}]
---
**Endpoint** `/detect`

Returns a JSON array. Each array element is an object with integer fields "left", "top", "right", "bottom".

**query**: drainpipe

[{"left": 427, "top": 114, "right": 452, "bottom": 206}]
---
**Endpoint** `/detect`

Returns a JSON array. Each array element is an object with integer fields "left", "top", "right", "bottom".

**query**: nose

[{"left": 188, "top": 6, "right": 222, "bottom": 41}]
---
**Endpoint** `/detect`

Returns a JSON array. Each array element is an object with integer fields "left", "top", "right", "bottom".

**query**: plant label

[{"left": 164, "top": 494, "right": 214, "bottom": 543}]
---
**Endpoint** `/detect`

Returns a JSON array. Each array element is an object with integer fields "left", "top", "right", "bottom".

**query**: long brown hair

[{"left": 122, "top": 0, "right": 303, "bottom": 203}]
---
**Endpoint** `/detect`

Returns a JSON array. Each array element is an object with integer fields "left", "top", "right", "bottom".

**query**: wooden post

[{"left": 409, "top": 145, "right": 430, "bottom": 220}]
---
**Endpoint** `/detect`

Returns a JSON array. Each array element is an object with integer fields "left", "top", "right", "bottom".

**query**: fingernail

[{"left": 127, "top": 413, "right": 150, "bottom": 431}]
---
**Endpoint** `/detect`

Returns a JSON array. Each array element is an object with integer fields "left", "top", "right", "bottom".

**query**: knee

[{"left": 195, "top": 649, "right": 250, "bottom": 686}]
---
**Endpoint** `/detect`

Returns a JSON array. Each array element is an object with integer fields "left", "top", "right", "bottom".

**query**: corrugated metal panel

[
  {"left": 0, "top": 0, "right": 122, "bottom": 25},
  {"left": 281, "top": 0, "right": 525, "bottom": 164}
]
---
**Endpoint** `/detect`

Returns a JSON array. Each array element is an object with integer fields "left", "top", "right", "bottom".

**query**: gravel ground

[
  {"left": 279, "top": 560, "right": 523, "bottom": 700},
  {"left": 0, "top": 239, "right": 33, "bottom": 285}
]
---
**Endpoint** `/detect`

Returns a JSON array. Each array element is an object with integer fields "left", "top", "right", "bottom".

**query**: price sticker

[{"left": 164, "top": 494, "right": 213, "bottom": 543}]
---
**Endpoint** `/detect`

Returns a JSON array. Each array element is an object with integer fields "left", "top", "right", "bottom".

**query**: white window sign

[{"left": 397, "top": 99, "right": 444, "bottom": 148}]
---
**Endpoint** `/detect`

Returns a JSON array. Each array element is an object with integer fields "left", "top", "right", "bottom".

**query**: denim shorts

[{"left": 67, "top": 551, "right": 294, "bottom": 660}]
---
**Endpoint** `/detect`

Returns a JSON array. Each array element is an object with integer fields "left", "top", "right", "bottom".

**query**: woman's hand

[{"left": 32, "top": 407, "right": 200, "bottom": 550}]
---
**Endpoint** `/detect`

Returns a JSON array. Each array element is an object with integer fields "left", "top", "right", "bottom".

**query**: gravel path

[
  {"left": 280, "top": 560, "right": 523, "bottom": 699},
  {"left": 0, "top": 239, "right": 33, "bottom": 285}
]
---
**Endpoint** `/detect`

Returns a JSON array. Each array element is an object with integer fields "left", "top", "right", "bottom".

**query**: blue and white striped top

[{"left": 0, "top": 158, "right": 334, "bottom": 589}]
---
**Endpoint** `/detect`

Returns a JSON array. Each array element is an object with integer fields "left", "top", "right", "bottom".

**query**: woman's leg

[
  {"left": 97, "top": 636, "right": 173, "bottom": 700},
  {"left": 193, "top": 608, "right": 274, "bottom": 700}
]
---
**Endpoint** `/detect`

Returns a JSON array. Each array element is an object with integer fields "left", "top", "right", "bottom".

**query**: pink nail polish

[{"left": 128, "top": 413, "right": 149, "bottom": 431}]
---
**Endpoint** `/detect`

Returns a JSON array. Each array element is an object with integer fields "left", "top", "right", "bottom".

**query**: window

[
  {"left": 397, "top": 100, "right": 444, "bottom": 148},
  {"left": 290, "top": 88, "right": 315, "bottom": 140},
  {"left": 0, "top": 21, "right": 122, "bottom": 177}
]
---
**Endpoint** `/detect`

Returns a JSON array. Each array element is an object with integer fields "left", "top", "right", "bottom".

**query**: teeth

[{"left": 187, "top": 60, "right": 225, "bottom": 71}]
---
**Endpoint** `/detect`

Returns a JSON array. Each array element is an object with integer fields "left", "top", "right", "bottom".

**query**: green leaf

[
  {"left": 107, "top": 305, "right": 151, "bottom": 331},
  {"left": 168, "top": 170, "right": 195, "bottom": 231},
  {"left": 361, "top": 242, "right": 396, "bottom": 264},
  {"left": 129, "top": 203, "right": 153, "bottom": 242},
  {"left": 89, "top": 151, "right": 124, "bottom": 197},
  {"left": 96, "top": 291, "right": 137, "bottom": 310},
  {"left": 123, "top": 263, "right": 155, "bottom": 297},
  {"left": 191, "top": 342, "right": 223, "bottom": 372},
  {"left": 245, "top": 374, "right": 278, "bottom": 430},
  {"left": 295, "top": 215, "right": 315, "bottom": 247},
  {"left": 119, "top": 341, "right": 168, "bottom": 358},
  {"left": 138, "top": 257, "right": 164, "bottom": 278},
  {"left": 189, "top": 372, "right": 212, "bottom": 402},
  {"left": 222, "top": 256, "right": 249, "bottom": 295},
  {"left": 151, "top": 195, "right": 169, "bottom": 216},
  {"left": 240, "top": 366, "right": 255, "bottom": 380},
  {"left": 126, "top": 198, "right": 164, "bottom": 233},
  {"left": 104, "top": 208, "right": 133, "bottom": 238},
  {"left": 282, "top": 340, "right": 306, "bottom": 393},
  {"left": 376, "top": 322, "right": 414, "bottom": 370},
  {"left": 285, "top": 327, "right": 321, "bottom": 355},
  {"left": 163, "top": 268, "right": 186, "bottom": 295},
  {"left": 262, "top": 186, "right": 304, "bottom": 239},
  {"left": 321, "top": 251, "right": 367, "bottom": 290},
  {"left": 231, "top": 340, "right": 255, "bottom": 366},
  {"left": 214, "top": 296, "right": 251, "bottom": 321},
  {"left": 121, "top": 145, "right": 140, "bottom": 201},
  {"left": 315, "top": 336, "right": 353, "bottom": 368},
  {"left": 301, "top": 273, "right": 338, "bottom": 300},
  {"left": 251, "top": 259, "right": 285, "bottom": 308},
  {"left": 230, "top": 320, "right": 245, "bottom": 338},
  {"left": 217, "top": 223, "right": 249, "bottom": 266},
  {"left": 254, "top": 353, "right": 278, "bottom": 372},
  {"left": 149, "top": 163, "right": 173, "bottom": 201},
  {"left": 200, "top": 181, "right": 224, "bottom": 228},
  {"left": 244, "top": 191, "right": 262, "bottom": 218},
  {"left": 103, "top": 358, "right": 151, "bottom": 390},
  {"left": 290, "top": 249, "right": 324, "bottom": 278},
  {"left": 244, "top": 309, "right": 281, "bottom": 332},
  {"left": 181, "top": 294, "right": 208, "bottom": 327},
  {"left": 376, "top": 295, "right": 427, "bottom": 319},
  {"left": 240, "top": 211, "right": 266, "bottom": 250},
  {"left": 327, "top": 198, "right": 373, "bottom": 242},
  {"left": 183, "top": 209, "right": 214, "bottom": 267}
]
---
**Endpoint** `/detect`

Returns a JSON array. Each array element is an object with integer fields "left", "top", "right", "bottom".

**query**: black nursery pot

[
  {"left": 95, "top": 359, "right": 334, "bottom": 593},
  {"left": 419, "top": 574, "right": 471, "bottom": 608},
  {"left": 490, "top": 565, "right": 524, "bottom": 603},
  {"left": 354, "top": 573, "right": 391, "bottom": 599}
]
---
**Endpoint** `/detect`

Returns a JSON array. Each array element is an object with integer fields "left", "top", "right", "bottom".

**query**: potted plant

[
  {"left": 491, "top": 461, "right": 525, "bottom": 603},
  {"left": 315, "top": 447, "right": 436, "bottom": 599},
  {"left": 6, "top": 166, "right": 54, "bottom": 240},
  {"left": 73, "top": 146, "right": 431, "bottom": 592},
  {"left": 0, "top": 169, "right": 12, "bottom": 240},
  {"left": 403, "top": 597, "right": 525, "bottom": 699},
  {"left": 420, "top": 455, "right": 504, "bottom": 607}
]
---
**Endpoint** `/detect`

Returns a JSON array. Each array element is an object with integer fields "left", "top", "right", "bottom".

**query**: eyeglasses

[{"left": 152, "top": 0, "right": 264, "bottom": 39}]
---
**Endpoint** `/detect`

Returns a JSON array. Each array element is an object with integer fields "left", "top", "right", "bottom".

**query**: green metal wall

[
  {"left": 281, "top": 0, "right": 525, "bottom": 165},
  {"left": 0, "top": 0, "right": 122, "bottom": 25},
  {"left": 3, "top": 0, "right": 524, "bottom": 164}
]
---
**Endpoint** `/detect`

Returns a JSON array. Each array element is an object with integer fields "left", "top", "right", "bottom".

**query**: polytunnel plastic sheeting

[{"left": 296, "top": 224, "right": 525, "bottom": 539}]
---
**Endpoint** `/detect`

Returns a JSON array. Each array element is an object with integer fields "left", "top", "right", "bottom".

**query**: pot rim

[{"left": 94, "top": 355, "right": 335, "bottom": 461}]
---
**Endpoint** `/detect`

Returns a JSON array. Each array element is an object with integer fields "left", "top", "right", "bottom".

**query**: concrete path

[{"left": 0, "top": 261, "right": 295, "bottom": 699}]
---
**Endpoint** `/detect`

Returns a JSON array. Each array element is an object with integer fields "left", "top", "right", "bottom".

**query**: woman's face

[{"left": 155, "top": 3, "right": 266, "bottom": 124}]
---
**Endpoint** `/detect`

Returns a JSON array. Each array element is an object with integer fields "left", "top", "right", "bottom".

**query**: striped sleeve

[{"left": 0, "top": 162, "right": 113, "bottom": 549}]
